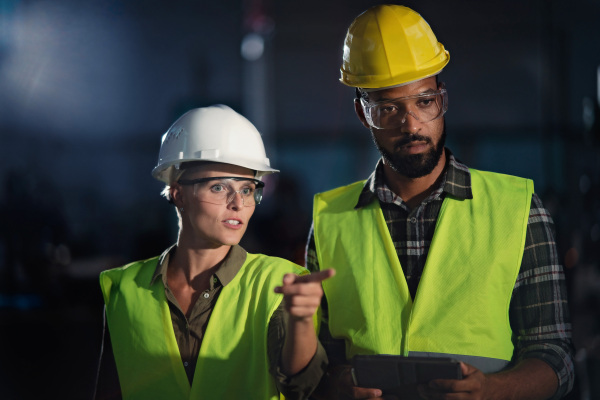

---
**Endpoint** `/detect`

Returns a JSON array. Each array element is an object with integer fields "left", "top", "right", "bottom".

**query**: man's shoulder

[
  {"left": 470, "top": 168, "right": 533, "bottom": 187},
  {"left": 468, "top": 169, "right": 535, "bottom": 205},
  {"left": 447, "top": 151, "right": 532, "bottom": 186},
  {"left": 469, "top": 168, "right": 528, "bottom": 180},
  {"left": 315, "top": 180, "right": 366, "bottom": 202}
]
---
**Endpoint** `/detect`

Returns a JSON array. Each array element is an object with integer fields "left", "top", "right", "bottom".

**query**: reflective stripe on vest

[
  {"left": 313, "top": 169, "right": 533, "bottom": 373},
  {"left": 100, "top": 252, "right": 306, "bottom": 400}
]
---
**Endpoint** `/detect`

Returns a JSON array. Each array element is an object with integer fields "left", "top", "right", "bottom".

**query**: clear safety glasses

[
  {"left": 177, "top": 176, "right": 265, "bottom": 207},
  {"left": 360, "top": 86, "right": 448, "bottom": 130}
]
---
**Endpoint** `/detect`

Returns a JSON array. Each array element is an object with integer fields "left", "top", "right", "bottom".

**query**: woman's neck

[
  {"left": 171, "top": 232, "right": 231, "bottom": 285},
  {"left": 167, "top": 241, "right": 231, "bottom": 318}
]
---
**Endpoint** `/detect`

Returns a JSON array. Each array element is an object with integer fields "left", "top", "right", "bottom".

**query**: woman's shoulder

[
  {"left": 100, "top": 255, "right": 161, "bottom": 283},
  {"left": 244, "top": 252, "right": 307, "bottom": 275}
]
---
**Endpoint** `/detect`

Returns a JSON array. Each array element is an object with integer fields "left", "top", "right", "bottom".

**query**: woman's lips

[{"left": 223, "top": 219, "right": 243, "bottom": 229}]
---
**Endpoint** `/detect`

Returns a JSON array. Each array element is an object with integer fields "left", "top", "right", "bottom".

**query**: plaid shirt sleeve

[{"left": 510, "top": 193, "right": 575, "bottom": 398}]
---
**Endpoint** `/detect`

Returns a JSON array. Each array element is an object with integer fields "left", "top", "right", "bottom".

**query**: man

[{"left": 306, "top": 5, "right": 574, "bottom": 399}]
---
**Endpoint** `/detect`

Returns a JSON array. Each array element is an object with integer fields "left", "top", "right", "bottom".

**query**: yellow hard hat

[{"left": 340, "top": 5, "right": 450, "bottom": 89}]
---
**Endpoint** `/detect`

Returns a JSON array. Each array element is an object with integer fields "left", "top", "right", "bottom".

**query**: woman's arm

[{"left": 274, "top": 269, "right": 335, "bottom": 375}]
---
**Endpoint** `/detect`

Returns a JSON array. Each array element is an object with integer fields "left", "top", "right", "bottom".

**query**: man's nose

[{"left": 399, "top": 111, "right": 421, "bottom": 132}]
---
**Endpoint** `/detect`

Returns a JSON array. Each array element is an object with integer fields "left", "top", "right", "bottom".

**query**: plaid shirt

[{"left": 306, "top": 149, "right": 574, "bottom": 399}]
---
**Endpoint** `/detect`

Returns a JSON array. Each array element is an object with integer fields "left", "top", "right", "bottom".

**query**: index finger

[{"left": 293, "top": 268, "right": 336, "bottom": 284}]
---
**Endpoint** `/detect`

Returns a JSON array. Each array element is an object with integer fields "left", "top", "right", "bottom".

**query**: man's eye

[
  {"left": 378, "top": 104, "right": 398, "bottom": 114},
  {"left": 417, "top": 97, "right": 435, "bottom": 107},
  {"left": 211, "top": 184, "right": 226, "bottom": 192}
]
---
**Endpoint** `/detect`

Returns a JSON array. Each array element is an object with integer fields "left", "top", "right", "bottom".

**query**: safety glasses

[{"left": 177, "top": 176, "right": 265, "bottom": 207}]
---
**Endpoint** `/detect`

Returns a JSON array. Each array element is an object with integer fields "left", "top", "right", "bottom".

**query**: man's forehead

[{"left": 367, "top": 77, "right": 438, "bottom": 101}]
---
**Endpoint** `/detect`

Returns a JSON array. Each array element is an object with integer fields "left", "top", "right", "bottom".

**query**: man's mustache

[{"left": 395, "top": 134, "right": 431, "bottom": 148}]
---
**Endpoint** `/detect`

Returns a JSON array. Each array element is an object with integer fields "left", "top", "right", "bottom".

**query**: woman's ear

[{"left": 170, "top": 184, "right": 184, "bottom": 208}]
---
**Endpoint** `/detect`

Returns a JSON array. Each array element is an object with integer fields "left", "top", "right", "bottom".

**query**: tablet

[{"left": 351, "top": 355, "right": 462, "bottom": 397}]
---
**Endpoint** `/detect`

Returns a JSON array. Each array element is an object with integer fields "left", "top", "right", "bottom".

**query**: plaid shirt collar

[{"left": 355, "top": 148, "right": 473, "bottom": 209}]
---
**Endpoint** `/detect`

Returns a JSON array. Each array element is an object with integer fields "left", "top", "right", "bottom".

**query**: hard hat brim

[
  {"left": 152, "top": 159, "right": 279, "bottom": 184},
  {"left": 341, "top": 49, "right": 450, "bottom": 89}
]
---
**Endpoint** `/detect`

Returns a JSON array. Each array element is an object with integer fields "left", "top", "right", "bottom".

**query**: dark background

[{"left": 1, "top": 0, "right": 599, "bottom": 398}]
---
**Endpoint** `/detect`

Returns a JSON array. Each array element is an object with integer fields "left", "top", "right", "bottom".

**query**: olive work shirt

[{"left": 94, "top": 244, "right": 328, "bottom": 400}]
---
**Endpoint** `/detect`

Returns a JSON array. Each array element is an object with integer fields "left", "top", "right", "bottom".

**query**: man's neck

[{"left": 383, "top": 150, "right": 447, "bottom": 210}]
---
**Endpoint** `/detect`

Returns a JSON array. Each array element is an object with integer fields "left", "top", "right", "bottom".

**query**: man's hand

[
  {"left": 417, "top": 358, "right": 558, "bottom": 400},
  {"left": 417, "top": 362, "right": 486, "bottom": 399},
  {"left": 274, "top": 269, "right": 335, "bottom": 320}
]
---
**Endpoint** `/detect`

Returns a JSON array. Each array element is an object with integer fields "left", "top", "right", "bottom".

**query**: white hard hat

[{"left": 151, "top": 104, "right": 279, "bottom": 184}]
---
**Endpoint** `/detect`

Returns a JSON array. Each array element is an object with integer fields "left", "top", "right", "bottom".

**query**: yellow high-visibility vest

[
  {"left": 313, "top": 169, "right": 533, "bottom": 373},
  {"left": 100, "top": 252, "right": 305, "bottom": 399}
]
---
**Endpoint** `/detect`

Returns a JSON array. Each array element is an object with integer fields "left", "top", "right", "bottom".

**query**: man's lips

[
  {"left": 402, "top": 140, "right": 428, "bottom": 148},
  {"left": 395, "top": 137, "right": 431, "bottom": 154},
  {"left": 396, "top": 134, "right": 431, "bottom": 148},
  {"left": 401, "top": 142, "right": 429, "bottom": 154}
]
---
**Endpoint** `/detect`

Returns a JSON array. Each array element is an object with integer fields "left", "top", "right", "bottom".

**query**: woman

[{"left": 94, "top": 105, "right": 332, "bottom": 400}]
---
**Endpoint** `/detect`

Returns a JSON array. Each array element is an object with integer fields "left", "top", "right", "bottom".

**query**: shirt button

[
  {"left": 184, "top": 362, "right": 189, "bottom": 367},
  {"left": 203, "top": 292, "right": 210, "bottom": 299},
  {"left": 410, "top": 217, "right": 417, "bottom": 224}
]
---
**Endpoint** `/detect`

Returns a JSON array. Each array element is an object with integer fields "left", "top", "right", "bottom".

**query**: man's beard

[{"left": 373, "top": 126, "right": 446, "bottom": 179}]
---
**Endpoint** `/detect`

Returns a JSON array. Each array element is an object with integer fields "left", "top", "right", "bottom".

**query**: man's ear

[
  {"left": 354, "top": 99, "right": 371, "bottom": 129},
  {"left": 438, "top": 81, "right": 448, "bottom": 107}
]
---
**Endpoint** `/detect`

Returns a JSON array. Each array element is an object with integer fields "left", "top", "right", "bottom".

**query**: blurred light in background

[
  {"left": 241, "top": 32, "right": 264, "bottom": 61},
  {"left": 0, "top": 1, "right": 143, "bottom": 138}
]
